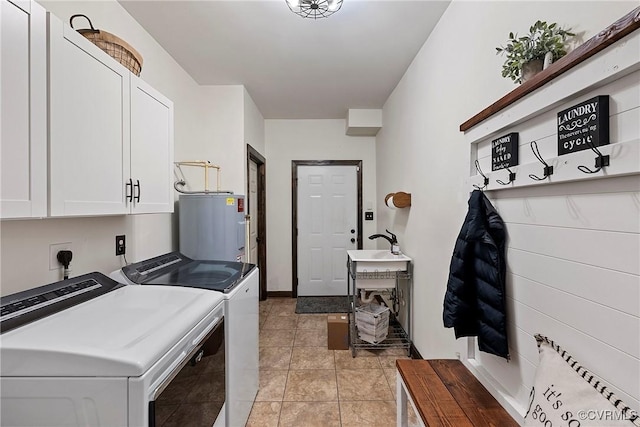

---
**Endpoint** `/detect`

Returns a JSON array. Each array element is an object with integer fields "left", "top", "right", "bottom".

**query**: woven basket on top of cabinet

[{"left": 70, "top": 14, "right": 143, "bottom": 76}]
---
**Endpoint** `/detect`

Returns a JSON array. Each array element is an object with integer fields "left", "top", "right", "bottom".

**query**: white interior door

[
  {"left": 297, "top": 165, "right": 358, "bottom": 296},
  {"left": 248, "top": 160, "right": 259, "bottom": 264}
]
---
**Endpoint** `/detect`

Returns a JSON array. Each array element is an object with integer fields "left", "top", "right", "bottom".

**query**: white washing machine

[
  {"left": 1, "top": 272, "right": 226, "bottom": 427},
  {"left": 111, "top": 252, "right": 259, "bottom": 427}
]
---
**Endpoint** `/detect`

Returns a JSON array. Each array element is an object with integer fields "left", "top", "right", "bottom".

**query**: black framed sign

[
  {"left": 491, "top": 133, "right": 519, "bottom": 171},
  {"left": 557, "top": 95, "right": 609, "bottom": 156}
]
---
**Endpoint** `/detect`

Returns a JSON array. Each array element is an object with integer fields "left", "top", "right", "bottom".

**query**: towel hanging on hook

[
  {"left": 577, "top": 140, "right": 610, "bottom": 174},
  {"left": 473, "top": 160, "right": 489, "bottom": 190},
  {"left": 496, "top": 168, "right": 516, "bottom": 185},
  {"left": 529, "top": 140, "right": 554, "bottom": 181}
]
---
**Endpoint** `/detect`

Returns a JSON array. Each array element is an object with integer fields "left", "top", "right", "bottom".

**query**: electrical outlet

[
  {"left": 50, "top": 242, "right": 73, "bottom": 270},
  {"left": 116, "top": 235, "right": 126, "bottom": 256}
]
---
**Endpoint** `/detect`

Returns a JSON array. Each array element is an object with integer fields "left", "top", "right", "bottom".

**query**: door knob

[
  {"left": 350, "top": 238, "right": 356, "bottom": 243},
  {"left": 351, "top": 229, "right": 355, "bottom": 234}
]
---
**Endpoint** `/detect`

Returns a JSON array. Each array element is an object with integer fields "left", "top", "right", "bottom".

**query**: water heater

[{"left": 179, "top": 194, "right": 246, "bottom": 261}]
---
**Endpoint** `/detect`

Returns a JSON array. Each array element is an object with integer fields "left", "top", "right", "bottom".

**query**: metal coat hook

[
  {"left": 496, "top": 168, "right": 516, "bottom": 185},
  {"left": 473, "top": 160, "right": 489, "bottom": 190},
  {"left": 577, "top": 140, "right": 610, "bottom": 174},
  {"left": 528, "top": 140, "right": 554, "bottom": 181}
]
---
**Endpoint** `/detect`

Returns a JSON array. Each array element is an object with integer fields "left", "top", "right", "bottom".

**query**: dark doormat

[{"left": 295, "top": 296, "right": 349, "bottom": 314}]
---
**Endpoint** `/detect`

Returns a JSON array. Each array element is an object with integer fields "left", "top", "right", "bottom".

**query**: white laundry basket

[{"left": 355, "top": 303, "right": 390, "bottom": 344}]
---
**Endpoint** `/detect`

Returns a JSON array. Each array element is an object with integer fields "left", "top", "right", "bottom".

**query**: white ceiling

[{"left": 119, "top": 0, "right": 450, "bottom": 119}]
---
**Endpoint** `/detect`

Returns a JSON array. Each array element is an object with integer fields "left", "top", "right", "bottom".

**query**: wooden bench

[{"left": 396, "top": 359, "right": 519, "bottom": 427}]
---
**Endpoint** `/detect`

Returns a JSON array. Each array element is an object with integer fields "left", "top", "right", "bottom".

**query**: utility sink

[
  {"left": 348, "top": 250, "right": 411, "bottom": 263},
  {"left": 347, "top": 250, "right": 411, "bottom": 290},
  {"left": 347, "top": 250, "right": 411, "bottom": 272}
]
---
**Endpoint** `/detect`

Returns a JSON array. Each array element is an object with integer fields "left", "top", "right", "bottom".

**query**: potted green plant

[{"left": 496, "top": 20, "right": 574, "bottom": 84}]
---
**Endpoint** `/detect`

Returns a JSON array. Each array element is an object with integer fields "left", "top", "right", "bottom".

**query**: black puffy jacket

[{"left": 443, "top": 190, "right": 509, "bottom": 359}]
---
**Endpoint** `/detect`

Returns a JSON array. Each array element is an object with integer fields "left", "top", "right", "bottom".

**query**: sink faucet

[{"left": 368, "top": 229, "right": 400, "bottom": 255}]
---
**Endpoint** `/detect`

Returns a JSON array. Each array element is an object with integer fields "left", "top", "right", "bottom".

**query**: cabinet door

[
  {"left": 130, "top": 76, "right": 174, "bottom": 214},
  {"left": 0, "top": 0, "right": 47, "bottom": 218},
  {"left": 48, "top": 14, "right": 130, "bottom": 216}
]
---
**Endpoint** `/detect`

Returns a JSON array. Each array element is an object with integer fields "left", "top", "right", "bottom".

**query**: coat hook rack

[
  {"left": 473, "top": 160, "right": 489, "bottom": 190},
  {"left": 577, "top": 140, "right": 610, "bottom": 174},
  {"left": 528, "top": 140, "right": 554, "bottom": 181},
  {"left": 496, "top": 168, "right": 516, "bottom": 185}
]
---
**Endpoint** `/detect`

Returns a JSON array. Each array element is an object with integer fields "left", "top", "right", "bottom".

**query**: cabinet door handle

[
  {"left": 134, "top": 180, "right": 141, "bottom": 203},
  {"left": 126, "top": 178, "right": 133, "bottom": 203}
]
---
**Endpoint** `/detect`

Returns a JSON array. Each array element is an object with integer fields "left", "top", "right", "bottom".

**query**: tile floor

[{"left": 246, "top": 297, "right": 417, "bottom": 427}]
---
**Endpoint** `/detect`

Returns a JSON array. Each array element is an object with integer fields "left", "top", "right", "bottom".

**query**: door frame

[
  {"left": 247, "top": 144, "right": 267, "bottom": 301},
  {"left": 291, "top": 160, "right": 363, "bottom": 298}
]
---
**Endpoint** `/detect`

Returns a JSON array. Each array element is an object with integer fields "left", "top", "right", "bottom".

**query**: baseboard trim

[
  {"left": 462, "top": 358, "right": 526, "bottom": 424},
  {"left": 410, "top": 344, "right": 423, "bottom": 360},
  {"left": 267, "top": 291, "right": 293, "bottom": 298}
]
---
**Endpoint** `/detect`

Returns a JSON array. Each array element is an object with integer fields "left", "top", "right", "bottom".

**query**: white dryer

[
  {"left": 1, "top": 272, "right": 226, "bottom": 427},
  {"left": 111, "top": 252, "right": 259, "bottom": 427}
]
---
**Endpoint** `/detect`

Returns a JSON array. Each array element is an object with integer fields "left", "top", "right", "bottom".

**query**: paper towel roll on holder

[{"left": 384, "top": 192, "right": 411, "bottom": 209}]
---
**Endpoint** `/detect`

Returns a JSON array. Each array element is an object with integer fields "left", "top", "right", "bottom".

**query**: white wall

[
  {"left": 0, "top": 1, "right": 253, "bottom": 295},
  {"left": 376, "top": 0, "right": 637, "bottom": 420},
  {"left": 177, "top": 86, "right": 246, "bottom": 194},
  {"left": 244, "top": 88, "right": 266, "bottom": 156},
  {"left": 265, "top": 119, "right": 377, "bottom": 292},
  {"left": 175, "top": 86, "right": 265, "bottom": 196},
  {"left": 468, "top": 67, "right": 640, "bottom": 419}
]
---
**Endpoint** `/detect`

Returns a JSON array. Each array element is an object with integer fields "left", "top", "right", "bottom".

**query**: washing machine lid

[
  {"left": 1, "top": 276, "right": 224, "bottom": 377},
  {"left": 122, "top": 252, "right": 255, "bottom": 293}
]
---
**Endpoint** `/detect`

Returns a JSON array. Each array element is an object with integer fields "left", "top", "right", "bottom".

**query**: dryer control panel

[{"left": 1, "top": 273, "right": 123, "bottom": 333}]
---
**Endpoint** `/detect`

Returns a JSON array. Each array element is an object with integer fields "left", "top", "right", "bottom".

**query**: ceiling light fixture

[{"left": 286, "top": 0, "right": 343, "bottom": 19}]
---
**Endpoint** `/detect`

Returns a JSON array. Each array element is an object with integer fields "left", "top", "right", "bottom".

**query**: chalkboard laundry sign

[
  {"left": 557, "top": 95, "right": 609, "bottom": 156},
  {"left": 491, "top": 133, "right": 519, "bottom": 171}
]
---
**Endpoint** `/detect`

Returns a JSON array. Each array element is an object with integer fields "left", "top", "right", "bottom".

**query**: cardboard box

[{"left": 327, "top": 314, "right": 349, "bottom": 350}]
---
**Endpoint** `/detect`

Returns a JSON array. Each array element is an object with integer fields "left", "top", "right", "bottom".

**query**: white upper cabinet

[
  {"left": 130, "top": 76, "right": 174, "bottom": 214},
  {"left": 48, "top": 13, "right": 174, "bottom": 217},
  {"left": 49, "top": 14, "right": 131, "bottom": 217},
  {"left": 0, "top": 0, "right": 47, "bottom": 219}
]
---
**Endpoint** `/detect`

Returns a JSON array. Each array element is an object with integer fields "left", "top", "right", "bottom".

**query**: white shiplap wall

[{"left": 462, "top": 32, "right": 640, "bottom": 423}]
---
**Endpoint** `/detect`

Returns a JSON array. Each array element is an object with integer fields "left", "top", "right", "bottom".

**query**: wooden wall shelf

[{"left": 460, "top": 7, "right": 640, "bottom": 133}]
